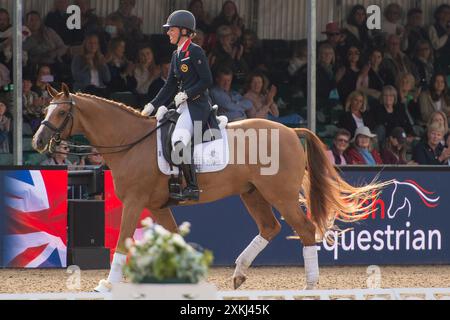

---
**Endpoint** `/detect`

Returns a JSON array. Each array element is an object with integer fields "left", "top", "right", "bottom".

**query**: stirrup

[{"left": 170, "top": 186, "right": 200, "bottom": 201}]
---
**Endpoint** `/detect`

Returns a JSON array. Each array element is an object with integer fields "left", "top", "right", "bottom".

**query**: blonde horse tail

[{"left": 294, "top": 128, "right": 391, "bottom": 241}]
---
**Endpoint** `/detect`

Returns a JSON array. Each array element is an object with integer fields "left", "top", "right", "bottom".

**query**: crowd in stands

[{"left": 0, "top": 0, "right": 450, "bottom": 166}]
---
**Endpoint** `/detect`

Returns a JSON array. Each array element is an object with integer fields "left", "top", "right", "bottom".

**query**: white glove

[
  {"left": 174, "top": 92, "right": 188, "bottom": 107},
  {"left": 141, "top": 102, "right": 155, "bottom": 116}
]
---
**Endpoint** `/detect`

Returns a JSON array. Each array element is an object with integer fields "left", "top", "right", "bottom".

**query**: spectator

[
  {"left": 396, "top": 72, "right": 422, "bottom": 136},
  {"left": 357, "top": 48, "right": 389, "bottom": 100},
  {"left": 70, "top": 0, "right": 102, "bottom": 46},
  {"left": 107, "top": 0, "right": 143, "bottom": 61},
  {"left": 0, "top": 101, "right": 11, "bottom": 153},
  {"left": 132, "top": 46, "right": 161, "bottom": 105},
  {"left": 79, "top": 147, "right": 107, "bottom": 169},
  {"left": 371, "top": 85, "right": 415, "bottom": 144},
  {"left": 427, "top": 111, "right": 449, "bottom": 138},
  {"left": 382, "top": 3, "right": 404, "bottom": 37},
  {"left": 23, "top": 11, "right": 68, "bottom": 71},
  {"left": 326, "top": 128, "right": 351, "bottom": 165},
  {"left": 211, "top": 0, "right": 244, "bottom": 33},
  {"left": 345, "top": 126, "right": 383, "bottom": 165},
  {"left": 444, "top": 133, "right": 450, "bottom": 165},
  {"left": 71, "top": 34, "right": 111, "bottom": 97},
  {"left": 288, "top": 39, "right": 308, "bottom": 77},
  {"left": 242, "top": 30, "right": 266, "bottom": 72},
  {"left": 146, "top": 55, "right": 171, "bottom": 103},
  {"left": 31, "top": 64, "right": 55, "bottom": 105},
  {"left": 188, "top": 0, "right": 212, "bottom": 34},
  {"left": 381, "top": 127, "right": 408, "bottom": 165},
  {"left": 336, "top": 45, "right": 362, "bottom": 104},
  {"left": 44, "top": 0, "right": 73, "bottom": 45},
  {"left": 23, "top": 75, "right": 45, "bottom": 132},
  {"left": 244, "top": 72, "right": 279, "bottom": 119},
  {"left": 412, "top": 122, "right": 447, "bottom": 165},
  {"left": 402, "top": 8, "right": 429, "bottom": 55},
  {"left": 428, "top": 5, "right": 450, "bottom": 63},
  {"left": 0, "top": 8, "right": 12, "bottom": 66},
  {"left": 41, "top": 140, "right": 72, "bottom": 165},
  {"left": 419, "top": 72, "right": 450, "bottom": 124},
  {"left": 210, "top": 67, "right": 252, "bottom": 122},
  {"left": 342, "top": 5, "right": 372, "bottom": 53},
  {"left": 320, "top": 22, "right": 347, "bottom": 66},
  {"left": 107, "top": 0, "right": 142, "bottom": 40},
  {"left": 412, "top": 40, "right": 435, "bottom": 90},
  {"left": 382, "top": 34, "right": 418, "bottom": 86},
  {"left": 315, "top": 43, "right": 338, "bottom": 100},
  {"left": 338, "top": 90, "right": 374, "bottom": 138},
  {"left": 0, "top": 62, "right": 10, "bottom": 88},
  {"left": 105, "top": 38, "right": 136, "bottom": 94},
  {"left": 192, "top": 29, "right": 206, "bottom": 49},
  {"left": 209, "top": 25, "right": 248, "bottom": 83}
]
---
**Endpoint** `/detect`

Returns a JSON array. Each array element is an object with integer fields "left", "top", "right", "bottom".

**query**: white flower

[
  {"left": 141, "top": 217, "right": 154, "bottom": 228},
  {"left": 129, "top": 247, "right": 137, "bottom": 256},
  {"left": 172, "top": 234, "right": 186, "bottom": 247},
  {"left": 179, "top": 222, "right": 191, "bottom": 235},
  {"left": 154, "top": 225, "right": 171, "bottom": 237},
  {"left": 125, "top": 238, "right": 134, "bottom": 249}
]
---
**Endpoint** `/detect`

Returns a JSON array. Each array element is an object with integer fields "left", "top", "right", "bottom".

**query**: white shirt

[
  {"left": 90, "top": 69, "right": 100, "bottom": 87},
  {"left": 177, "top": 38, "right": 189, "bottom": 56},
  {"left": 434, "top": 99, "right": 442, "bottom": 112},
  {"left": 352, "top": 113, "right": 365, "bottom": 128}
]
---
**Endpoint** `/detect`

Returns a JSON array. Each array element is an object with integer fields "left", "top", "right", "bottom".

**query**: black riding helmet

[{"left": 163, "top": 10, "right": 196, "bottom": 42}]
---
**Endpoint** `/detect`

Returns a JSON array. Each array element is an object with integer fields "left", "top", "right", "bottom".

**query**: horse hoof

[
  {"left": 94, "top": 279, "right": 112, "bottom": 293},
  {"left": 233, "top": 275, "right": 247, "bottom": 290},
  {"left": 304, "top": 283, "right": 318, "bottom": 291}
]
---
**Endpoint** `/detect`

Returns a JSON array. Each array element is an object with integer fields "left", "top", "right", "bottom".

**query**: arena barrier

[
  {"left": 1, "top": 166, "right": 450, "bottom": 268},
  {"left": 0, "top": 288, "right": 449, "bottom": 300}
]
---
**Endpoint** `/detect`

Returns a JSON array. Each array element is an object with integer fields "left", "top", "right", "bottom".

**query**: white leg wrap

[
  {"left": 234, "top": 235, "right": 269, "bottom": 276},
  {"left": 107, "top": 253, "right": 127, "bottom": 284},
  {"left": 303, "top": 246, "right": 319, "bottom": 287}
]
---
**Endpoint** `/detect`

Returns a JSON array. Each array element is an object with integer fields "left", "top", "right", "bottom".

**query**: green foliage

[{"left": 123, "top": 219, "right": 213, "bottom": 284}]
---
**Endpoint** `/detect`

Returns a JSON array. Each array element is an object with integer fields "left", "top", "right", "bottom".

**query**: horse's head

[{"left": 32, "top": 83, "right": 76, "bottom": 154}]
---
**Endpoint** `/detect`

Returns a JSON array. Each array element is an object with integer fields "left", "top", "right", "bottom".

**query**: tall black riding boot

[{"left": 180, "top": 163, "right": 200, "bottom": 201}]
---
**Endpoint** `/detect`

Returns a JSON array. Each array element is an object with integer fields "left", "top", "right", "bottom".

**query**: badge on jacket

[{"left": 181, "top": 64, "right": 189, "bottom": 73}]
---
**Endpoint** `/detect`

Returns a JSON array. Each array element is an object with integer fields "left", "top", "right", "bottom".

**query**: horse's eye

[{"left": 59, "top": 110, "right": 66, "bottom": 116}]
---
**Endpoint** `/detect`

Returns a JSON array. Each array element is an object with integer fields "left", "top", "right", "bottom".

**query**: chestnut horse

[{"left": 33, "top": 84, "right": 388, "bottom": 292}]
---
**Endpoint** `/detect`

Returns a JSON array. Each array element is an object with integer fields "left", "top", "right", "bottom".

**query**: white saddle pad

[{"left": 156, "top": 107, "right": 230, "bottom": 176}]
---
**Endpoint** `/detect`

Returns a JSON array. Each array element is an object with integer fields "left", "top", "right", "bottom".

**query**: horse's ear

[
  {"left": 61, "top": 83, "right": 70, "bottom": 97},
  {"left": 46, "top": 84, "right": 59, "bottom": 98}
]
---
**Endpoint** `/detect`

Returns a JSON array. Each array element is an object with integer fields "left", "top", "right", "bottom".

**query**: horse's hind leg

[{"left": 234, "top": 189, "right": 281, "bottom": 290}]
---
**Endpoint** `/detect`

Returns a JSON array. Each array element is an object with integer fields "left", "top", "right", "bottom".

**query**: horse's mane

[{"left": 74, "top": 93, "right": 155, "bottom": 120}]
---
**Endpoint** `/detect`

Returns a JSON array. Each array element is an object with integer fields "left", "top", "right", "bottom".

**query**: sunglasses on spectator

[{"left": 336, "top": 138, "right": 349, "bottom": 143}]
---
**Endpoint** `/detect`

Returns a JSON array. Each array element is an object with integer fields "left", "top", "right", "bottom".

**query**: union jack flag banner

[{"left": 1, "top": 170, "right": 68, "bottom": 268}]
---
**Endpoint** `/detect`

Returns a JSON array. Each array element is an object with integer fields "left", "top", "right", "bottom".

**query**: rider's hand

[
  {"left": 141, "top": 102, "right": 155, "bottom": 116},
  {"left": 175, "top": 92, "right": 188, "bottom": 107}
]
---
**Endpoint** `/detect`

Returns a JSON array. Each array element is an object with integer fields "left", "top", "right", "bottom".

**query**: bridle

[
  {"left": 41, "top": 96, "right": 173, "bottom": 157},
  {"left": 41, "top": 99, "right": 75, "bottom": 154}
]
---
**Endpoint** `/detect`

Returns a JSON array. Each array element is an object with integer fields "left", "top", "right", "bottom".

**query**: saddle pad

[{"left": 156, "top": 109, "right": 230, "bottom": 176}]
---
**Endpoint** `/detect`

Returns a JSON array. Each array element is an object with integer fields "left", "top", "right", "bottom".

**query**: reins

[{"left": 44, "top": 97, "right": 174, "bottom": 157}]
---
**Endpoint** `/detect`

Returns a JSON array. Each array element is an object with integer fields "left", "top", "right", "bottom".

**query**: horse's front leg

[{"left": 94, "top": 199, "right": 145, "bottom": 293}]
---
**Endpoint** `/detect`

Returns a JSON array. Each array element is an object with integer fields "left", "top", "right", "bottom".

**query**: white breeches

[{"left": 172, "top": 102, "right": 193, "bottom": 148}]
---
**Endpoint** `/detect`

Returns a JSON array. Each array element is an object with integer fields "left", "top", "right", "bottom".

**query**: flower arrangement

[{"left": 123, "top": 218, "right": 213, "bottom": 284}]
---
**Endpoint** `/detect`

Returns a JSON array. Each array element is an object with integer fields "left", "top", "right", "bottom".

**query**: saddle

[{"left": 159, "top": 106, "right": 223, "bottom": 167}]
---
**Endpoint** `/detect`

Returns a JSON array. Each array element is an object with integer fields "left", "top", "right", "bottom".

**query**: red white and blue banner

[
  {"left": 104, "top": 170, "right": 151, "bottom": 262},
  {"left": 0, "top": 170, "right": 68, "bottom": 268}
]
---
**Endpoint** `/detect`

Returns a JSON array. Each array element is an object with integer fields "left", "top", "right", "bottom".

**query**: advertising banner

[
  {"left": 0, "top": 170, "right": 68, "bottom": 268},
  {"left": 104, "top": 168, "right": 450, "bottom": 266}
]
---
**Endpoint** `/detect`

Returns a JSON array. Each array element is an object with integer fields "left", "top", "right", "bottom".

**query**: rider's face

[{"left": 167, "top": 27, "right": 181, "bottom": 45}]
